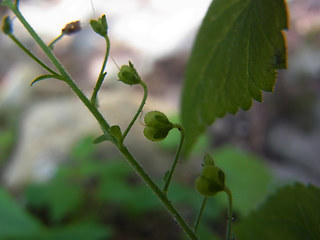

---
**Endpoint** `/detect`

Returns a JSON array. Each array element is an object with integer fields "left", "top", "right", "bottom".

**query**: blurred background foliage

[{"left": 0, "top": 135, "right": 276, "bottom": 239}]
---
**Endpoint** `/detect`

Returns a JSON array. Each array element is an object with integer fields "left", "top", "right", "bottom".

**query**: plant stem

[
  {"left": 8, "top": 34, "right": 58, "bottom": 75},
  {"left": 163, "top": 124, "right": 184, "bottom": 194},
  {"left": 225, "top": 187, "right": 233, "bottom": 240},
  {"left": 3, "top": 2, "right": 199, "bottom": 239},
  {"left": 48, "top": 32, "right": 64, "bottom": 50},
  {"left": 194, "top": 196, "right": 208, "bottom": 233},
  {"left": 91, "top": 35, "right": 110, "bottom": 105},
  {"left": 122, "top": 80, "right": 148, "bottom": 139},
  {"left": 3, "top": 1, "right": 65, "bottom": 75},
  {"left": 3, "top": 0, "right": 113, "bottom": 136},
  {"left": 14, "top": 0, "right": 19, "bottom": 9},
  {"left": 118, "top": 144, "right": 199, "bottom": 240}
]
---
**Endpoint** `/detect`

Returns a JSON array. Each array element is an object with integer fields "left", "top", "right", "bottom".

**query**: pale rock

[{"left": 3, "top": 87, "right": 176, "bottom": 187}]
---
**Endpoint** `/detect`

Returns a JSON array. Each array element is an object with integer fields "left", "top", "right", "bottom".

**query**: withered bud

[{"left": 62, "top": 21, "right": 81, "bottom": 35}]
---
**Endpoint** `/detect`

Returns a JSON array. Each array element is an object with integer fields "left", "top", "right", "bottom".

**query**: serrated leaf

[
  {"left": 234, "top": 183, "right": 320, "bottom": 240},
  {"left": 181, "top": 0, "right": 288, "bottom": 154}
]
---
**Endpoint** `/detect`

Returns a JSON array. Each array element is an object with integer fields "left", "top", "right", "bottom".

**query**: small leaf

[
  {"left": 2, "top": 15, "right": 12, "bottom": 35},
  {"left": 98, "top": 71, "right": 107, "bottom": 83},
  {"left": 234, "top": 183, "right": 320, "bottom": 240},
  {"left": 110, "top": 125, "right": 123, "bottom": 143},
  {"left": 30, "top": 74, "right": 63, "bottom": 86},
  {"left": 93, "top": 134, "right": 110, "bottom": 144},
  {"left": 93, "top": 131, "right": 118, "bottom": 145},
  {"left": 181, "top": 0, "right": 288, "bottom": 154}
]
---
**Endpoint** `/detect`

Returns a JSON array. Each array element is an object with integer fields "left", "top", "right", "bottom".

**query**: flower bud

[{"left": 143, "top": 111, "right": 173, "bottom": 141}]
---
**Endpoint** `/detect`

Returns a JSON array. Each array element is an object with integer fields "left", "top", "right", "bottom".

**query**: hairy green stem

[
  {"left": 3, "top": 1, "right": 66, "bottom": 76},
  {"left": 163, "top": 124, "right": 184, "bottom": 194},
  {"left": 8, "top": 34, "right": 58, "bottom": 75},
  {"left": 122, "top": 81, "right": 148, "bottom": 139},
  {"left": 118, "top": 145, "right": 198, "bottom": 240},
  {"left": 194, "top": 196, "right": 208, "bottom": 233},
  {"left": 2, "top": 0, "right": 113, "bottom": 135},
  {"left": 91, "top": 35, "right": 110, "bottom": 105},
  {"left": 225, "top": 187, "right": 233, "bottom": 240}
]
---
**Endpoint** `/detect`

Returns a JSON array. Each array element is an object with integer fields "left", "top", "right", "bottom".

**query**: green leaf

[
  {"left": 93, "top": 134, "right": 109, "bottom": 144},
  {"left": 181, "top": 0, "right": 288, "bottom": 154},
  {"left": 30, "top": 74, "right": 63, "bottom": 86},
  {"left": 110, "top": 125, "right": 123, "bottom": 143},
  {"left": 71, "top": 136, "right": 96, "bottom": 160},
  {"left": 94, "top": 130, "right": 118, "bottom": 145},
  {"left": 0, "top": 187, "right": 41, "bottom": 239},
  {"left": 2, "top": 15, "right": 12, "bottom": 35},
  {"left": 26, "top": 179, "right": 84, "bottom": 222},
  {"left": 234, "top": 183, "right": 320, "bottom": 240}
]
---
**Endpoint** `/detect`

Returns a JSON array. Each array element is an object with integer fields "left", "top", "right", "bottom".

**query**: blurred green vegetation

[
  {"left": 0, "top": 132, "right": 284, "bottom": 239},
  {"left": 0, "top": 112, "right": 18, "bottom": 167}
]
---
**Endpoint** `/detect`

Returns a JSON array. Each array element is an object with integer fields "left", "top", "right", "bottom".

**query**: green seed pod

[
  {"left": 196, "top": 165, "right": 225, "bottom": 197},
  {"left": 143, "top": 111, "right": 173, "bottom": 141},
  {"left": 2, "top": 16, "right": 12, "bottom": 35},
  {"left": 118, "top": 61, "right": 141, "bottom": 85}
]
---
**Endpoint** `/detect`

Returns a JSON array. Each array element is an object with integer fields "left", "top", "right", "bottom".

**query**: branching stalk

[
  {"left": 163, "top": 124, "right": 184, "bottom": 194},
  {"left": 122, "top": 80, "right": 148, "bottom": 139},
  {"left": 194, "top": 196, "right": 208, "bottom": 233},
  {"left": 91, "top": 35, "right": 110, "bottom": 105},
  {"left": 225, "top": 187, "right": 233, "bottom": 240},
  {"left": 48, "top": 32, "right": 64, "bottom": 50},
  {"left": 8, "top": 34, "right": 58, "bottom": 75},
  {"left": 2, "top": 0, "right": 113, "bottom": 137},
  {"left": 118, "top": 145, "right": 198, "bottom": 240}
]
